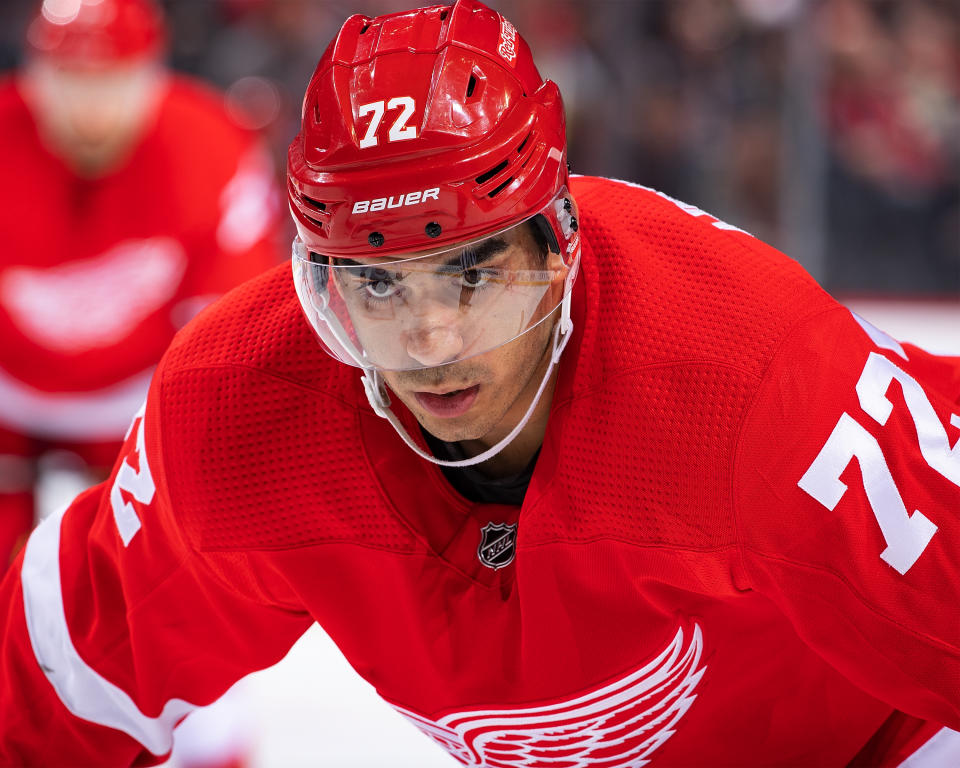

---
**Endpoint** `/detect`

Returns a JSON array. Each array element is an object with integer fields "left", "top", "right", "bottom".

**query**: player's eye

[
  {"left": 458, "top": 268, "right": 494, "bottom": 290},
  {"left": 356, "top": 267, "right": 403, "bottom": 300},
  {"left": 364, "top": 277, "right": 398, "bottom": 299}
]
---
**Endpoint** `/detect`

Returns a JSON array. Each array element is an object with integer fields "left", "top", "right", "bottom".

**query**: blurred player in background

[
  {"left": 0, "top": 0, "right": 281, "bottom": 571},
  {"left": 0, "top": 2, "right": 279, "bottom": 765}
]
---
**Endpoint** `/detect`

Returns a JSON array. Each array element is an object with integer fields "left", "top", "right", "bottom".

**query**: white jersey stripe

[
  {"left": 897, "top": 728, "right": 960, "bottom": 768},
  {"left": 595, "top": 176, "right": 754, "bottom": 237},
  {"left": 21, "top": 504, "right": 196, "bottom": 757},
  {"left": 0, "top": 365, "right": 152, "bottom": 441}
]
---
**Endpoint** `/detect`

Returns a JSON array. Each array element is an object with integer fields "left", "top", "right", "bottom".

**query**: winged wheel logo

[{"left": 392, "top": 624, "right": 706, "bottom": 767}]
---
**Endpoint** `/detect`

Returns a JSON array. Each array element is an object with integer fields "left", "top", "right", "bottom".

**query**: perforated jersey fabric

[
  {"left": 1, "top": 177, "right": 959, "bottom": 768},
  {"left": 159, "top": 273, "right": 421, "bottom": 553}
]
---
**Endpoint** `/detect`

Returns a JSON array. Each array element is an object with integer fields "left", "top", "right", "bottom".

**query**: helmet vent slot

[
  {"left": 360, "top": 22, "right": 370, "bottom": 34},
  {"left": 465, "top": 67, "right": 485, "bottom": 102},
  {"left": 488, "top": 177, "right": 514, "bottom": 198},
  {"left": 301, "top": 195, "right": 327, "bottom": 212},
  {"left": 475, "top": 159, "right": 508, "bottom": 185},
  {"left": 517, "top": 133, "right": 530, "bottom": 153},
  {"left": 440, "top": 9, "right": 449, "bottom": 20}
]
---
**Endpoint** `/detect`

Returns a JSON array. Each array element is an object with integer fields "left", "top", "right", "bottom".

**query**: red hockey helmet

[
  {"left": 287, "top": 0, "right": 570, "bottom": 260},
  {"left": 26, "top": 0, "right": 167, "bottom": 66},
  {"left": 290, "top": 0, "right": 580, "bottom": 375}
]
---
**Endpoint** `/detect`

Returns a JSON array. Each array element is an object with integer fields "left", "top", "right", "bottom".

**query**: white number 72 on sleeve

[
  {"left": 799, "top": 352, "right": 959, "bottom": 575},
  {"left": 109, "top": 400, "right": 156, "bottom": 547}
]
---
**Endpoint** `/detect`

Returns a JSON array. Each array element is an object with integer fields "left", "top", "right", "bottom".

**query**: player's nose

[{"left": 404, "top": 300, "right": 465, "bottom": 367}]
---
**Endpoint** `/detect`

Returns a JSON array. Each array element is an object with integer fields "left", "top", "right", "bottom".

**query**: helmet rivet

[
  {"left": 368, "top": 232, "right": 385, "bottom": 247},
  {"left": 563, "top": 198, "right": 572, "bottom": 212},
  {"left": 425, "top": 222, "right": 442, "bottom": 238},
  {"left": 569, "top": 216, "right": 579, "bottom": 232}
]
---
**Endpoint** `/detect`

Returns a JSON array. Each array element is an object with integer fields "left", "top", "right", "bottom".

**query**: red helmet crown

[
  {"left": 26, "top": 0, "right": 166, "bottom": 66},
  {"left": 288, "top": 0, "right": 568, "bottom": 258}
]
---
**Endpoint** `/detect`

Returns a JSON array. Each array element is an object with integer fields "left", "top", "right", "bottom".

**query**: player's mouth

[{"left": 414, "top": 384, "right": 480, "bottom": 418}]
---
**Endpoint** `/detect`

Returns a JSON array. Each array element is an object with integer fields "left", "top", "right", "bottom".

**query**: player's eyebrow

[{"left": 447, "top": 237, "right": 508, "bottom": 269}]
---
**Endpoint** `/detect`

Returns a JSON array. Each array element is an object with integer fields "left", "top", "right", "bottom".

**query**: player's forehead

[{"left": 331, "top": 221, "right": 534, "bottom": 269}]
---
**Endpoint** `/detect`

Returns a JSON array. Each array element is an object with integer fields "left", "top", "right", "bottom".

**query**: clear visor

[{"left": 292, "top": 207, "right": 574, "bottom": 372}]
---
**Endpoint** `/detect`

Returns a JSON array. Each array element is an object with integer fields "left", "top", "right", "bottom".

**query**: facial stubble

[{"left": 383, "top": 314, "right": 557, "bottom": 445}]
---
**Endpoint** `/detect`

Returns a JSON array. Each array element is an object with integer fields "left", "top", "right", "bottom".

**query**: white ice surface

[
  {"left": 164, "top": 624, "right": 457, "bottom": 768},
  {"left": 842, "top": 298, "right": 960, "bottom": 356}
]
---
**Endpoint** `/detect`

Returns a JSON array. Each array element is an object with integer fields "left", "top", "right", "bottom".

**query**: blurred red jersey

[
  {"left": 0, "top": 177, "right": 958, "bottom": 767},
  {"left": 0, "top": 74, "right": 280, "bottom": 442}
]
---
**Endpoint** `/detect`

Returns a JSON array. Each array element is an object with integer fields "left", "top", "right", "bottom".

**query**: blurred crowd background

[{"left": 2, "top": 0, "right": 958, "bottom": 295}]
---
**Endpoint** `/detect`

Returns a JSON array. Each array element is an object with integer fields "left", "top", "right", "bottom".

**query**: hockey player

[
  {"left": 2, "top": 1, "right": 959, "bottom": 766},
  {"left": 0, "top": 0, "right": 281, "bottom": 569}
]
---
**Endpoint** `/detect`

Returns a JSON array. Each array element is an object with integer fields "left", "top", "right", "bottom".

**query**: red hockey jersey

[
  {"left": 1, "top": 177, "right": 958, "bottom": 767},
  {"left": 0, "top": 75, "right": 280, "bottom": 442}
]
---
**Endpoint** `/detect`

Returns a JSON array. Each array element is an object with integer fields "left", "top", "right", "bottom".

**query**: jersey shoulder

[
  {"left": 143, "top": 76, "right": 259, "bottom": 192},
  {"left": 0, "top": 76, "right": 23, "bottom": 113},
  {"left": 0, "top": 77, "right": 36, "bottom": 143},
  {"left": 571, "top": 174, "right": 835, "bottom": 383},
  {"left": 162, "top": 263, "right": 347, "bottom": 392},
  {"left": 153, "top": 266, "right": 417, "bottom": 552},
  {"left": 530, "top": 177, "right": 837, "bottom": 556},
  {"left": 155, "top": 76, "right": 251, "bottom": 150}
]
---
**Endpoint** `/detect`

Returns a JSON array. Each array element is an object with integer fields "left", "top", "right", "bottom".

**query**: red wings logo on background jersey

[
  {"left": 392, "top": 624, "right": 705, "bottom": 767},
  {"left": 0, "top": 237, "right": 186, "bottom": 351}
]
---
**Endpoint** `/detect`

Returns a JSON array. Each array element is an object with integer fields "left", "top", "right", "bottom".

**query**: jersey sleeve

[
  {"left": 734, "top": 305, "right": 960, "bottom": 729},
  {"left": 0, "top": 373, "right": 312, "bottom": 767}
]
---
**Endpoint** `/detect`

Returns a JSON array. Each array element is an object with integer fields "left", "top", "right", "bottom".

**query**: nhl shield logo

[{"left": 478, "top": 522, "right": 517, "bottom": 570}]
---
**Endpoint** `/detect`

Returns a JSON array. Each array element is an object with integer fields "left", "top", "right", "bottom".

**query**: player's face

[
  {"left": 293, "top": 214, "right": 572, "bottom": 448},
  {"left": 371, "top": 226, "right": 561, "bottom": 444},
  {"left": 21, "top": 58, "right": 164, "bottom": 176}
]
